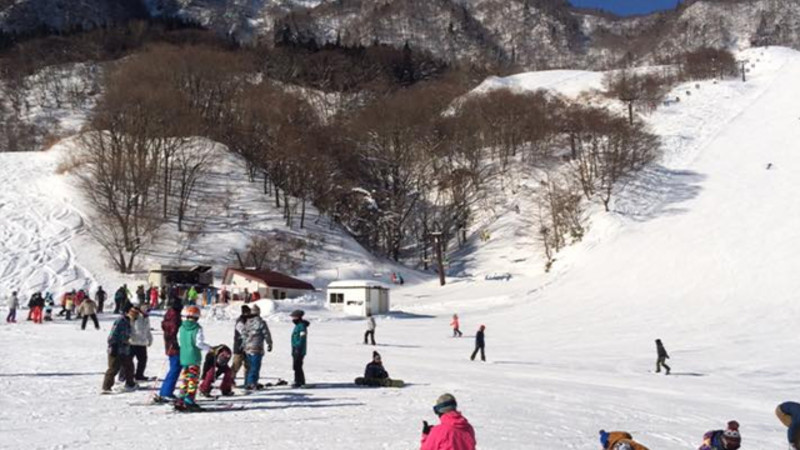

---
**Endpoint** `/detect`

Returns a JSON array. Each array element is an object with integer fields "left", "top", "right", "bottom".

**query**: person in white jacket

[
  {"left": 6, "top": 291, "right": 19, "bottom": 323},
  {"left": 129, "top": 305, "right": 154, "bottom": 381},
  {"left": 364, "top": 313, "right": 376, "bottom": 346}
]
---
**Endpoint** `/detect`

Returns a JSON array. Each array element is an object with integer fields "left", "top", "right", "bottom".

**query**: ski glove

[
  {"left": 422, "top": 421, "right": 431, "bottom": 435},
  {"left": 267, "top": 344, "right": 273, "bottom": 352}
]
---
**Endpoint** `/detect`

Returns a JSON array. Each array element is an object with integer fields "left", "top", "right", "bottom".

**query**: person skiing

[
  {"left": 290, "top": 309, "right": 308, "bottom": 388},
  {"left": 699, "top": 420, "right": 741, "bottom": 450},
  {"left": 78, "top": 296, "right": 100, "bottom": 330},
  {"left": 242, "top": 304, "right": 272, "bottom": 390},
  {"left": 470, "top": 325, "right": 486, "bottom": 362},
  {"left": 655, "top": 339, "right": 671, "bottom": 375},
  {"left": 232, "top": 305, "right": 251, "bottom": 382},
  {"left": 102, "top": 306, "right": 139, "bottom": 394},
  {"left": 776, "top": 402, "right": 800, "bottom": 449},
  {"left": 6, "top": 291, "right": 19, "bottom": 323},
  {"left": 154, "top": 299, "right": 182, "bottom": 403},
  {"left": 599, "top": 430, "right": 650, "bottom": 450},
  {"left": 364, "top": 312, "right": 376, "bottom": 346},
  {"left": 421, "top": 393, "right": 476, "bottom": 450},
  {"left": 199, "top": 344, "right": 234, "bottom": 397},
  {"left": 451, "top": 314, "right": 462, "bottom": 337},
  {"left": 355, "top": 351, "right": 403, "bottom": 387},
  {"left": 95, "top": 286, "right": 106, "bottom": 313},
  {"left": 113, "top": 285, "right": 127, "bottom": 314},
  {"left": 129, "top": 304, "right": 153, "bottom": 381},
  {"left": 175, "top": 305, "right": 211, "bottom": 411}
]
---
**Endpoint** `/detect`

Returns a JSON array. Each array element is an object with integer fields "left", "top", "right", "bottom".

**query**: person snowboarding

[
  {"left": 130, "top": 305, "right": 153, "bottom": 381},
  {"left": 290, "top": 309, "right": 308, "bottom": 388},
  {"left": 655, "top": 339, "right": 671, "bottom": 375},
  {"left": 599, "top": 430, "right": 650, "bottom": 450},
  {"left": 420, "top": 393, "right": 476, "bottom": 450},
  {"left": 95, "top": 286, "right": 106, "bottom": 313},
  {"left": 364, "top": 313, "right": 376, "bottom": 346},
  {"left": 355, "top": 351, "right": 404, "bottom": 387},
  {"left": 242, "top": 304, "right": 272, "bottom": 390},
  {"left": 231, "top": 305, "right": 251, "bottom": 382},
  {"left": 776, "top": 402, "right": 800, "bottom": 449},
  {"left": 699, "top": 420, "right": 741, "bottom": 450},
  {"left": 154, "top": 299, "right": 182, "bottom": 403},
  {"left": 78, "top": 296, "right": 100, "bottom": 330},
  {"left": 451, "top": 314, "right": 462, "bottom": 337},
  {"left": 102, "top": 306, "right": 139, "bottom": 394},
  {"left": 6, "top": 291, "right": 19, "bottom": 323},
  {"left": 175, "top": 305, "right": 211, "bottom": 411},
  {"left": 199, "top": 344, "right": 234, "bottom": 397},
  {"left": 470, "top": 325, "right": 486, "bottom": 362}
]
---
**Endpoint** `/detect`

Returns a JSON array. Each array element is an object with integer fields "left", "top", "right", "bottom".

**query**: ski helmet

[
  {"left": 722, "top": 421, "right": 741, "bottom": 449},
  {"left": 183, "top": 305, "right": 201, "bottom": 319}
]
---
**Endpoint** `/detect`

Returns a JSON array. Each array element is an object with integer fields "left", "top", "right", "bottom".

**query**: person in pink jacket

[{"left": 421, "top": 393, "right": 476, "bottom": 450}]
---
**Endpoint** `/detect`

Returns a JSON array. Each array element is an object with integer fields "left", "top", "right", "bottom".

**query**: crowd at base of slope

[{"left": 5, "top": 287, "right": 800, "bottom": 449}]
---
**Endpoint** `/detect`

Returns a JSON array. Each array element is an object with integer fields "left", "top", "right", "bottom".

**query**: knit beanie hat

[
  {"left": 599, "top": 430, "right": 610, "bottom": 448},
  {"left": 433, "top": 393, "right": 457, "bottom": 416},
  {"left": 372, "top": 351, "right": 381, "bottom": 361},
  {"left": 241, "top": 305, "right": 251, "bottom": 315},
  {"left": 722, "top": 421, "right": 741, "bottom": 449}
]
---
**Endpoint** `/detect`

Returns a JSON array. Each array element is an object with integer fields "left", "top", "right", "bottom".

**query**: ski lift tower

[
  {"left": 737, "top": 59, "right": 750, "bottom": 82},
  {"left": 430, "top": 230, "right": 446, "bottom": 286}
]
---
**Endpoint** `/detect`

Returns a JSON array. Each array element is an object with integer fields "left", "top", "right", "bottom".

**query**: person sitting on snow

[
  {"left": 420, "top": 393, "right": 476, "bottom": 450},
  {"left": 355, "top": 351, "right": 397, "bottom": 387},
  {"left": 776, "top": 402, "right": 800, "bottom": 449},
  {"left": 699, "top": 420, "right": 741, "bottom": 450},
  {"left": 599, "top": 430, "right": 650, "bottom": 450},
  {"left": 199, "top": 344, "right": 234, "bottom": 397}
]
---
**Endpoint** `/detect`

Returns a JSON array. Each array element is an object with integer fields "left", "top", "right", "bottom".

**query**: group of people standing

[{"left": 5, "top": 287, "right": 104, "bottom": 329}]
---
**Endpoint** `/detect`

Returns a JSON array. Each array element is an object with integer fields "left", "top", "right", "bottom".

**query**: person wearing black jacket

[
  {"left": 95, "top": 286, "right": 106, "bottom": 313},
  {"left": 231, "top": 305, "right": 251, "bottom": 382},
  {"left": 655, "top": 339, "right": 671, "bottom": 375},
  {"left": 470, "top": 325, "right": 486, "bottom": 362}
]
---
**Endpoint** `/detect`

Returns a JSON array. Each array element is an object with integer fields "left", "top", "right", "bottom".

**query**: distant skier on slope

[
  {"left": 776, "top": 402, "right": 800, "bottom": 449},
  {"left": 420, "top": 393, "right": 476, "bottom": 450},
  {"left": 599, "top": 430, "right": 650, "bottom": 450},
  {"left": 655, "top": 339, "right": 671, "bottom": 375},
  {"left": 470, "top": 325, "right": 486, "bottom": 362},
  {"left": 174, "top": 306, "right": 211, "bottom": 411},
  {"left": 355, "top": 351, "right": 404, "bottom": 387},
  {"left": 451, "top": 314, "right": 462, "bottom": 337},
  {"left": 698, "top": 420, "right": 741, "bottom": 450}
]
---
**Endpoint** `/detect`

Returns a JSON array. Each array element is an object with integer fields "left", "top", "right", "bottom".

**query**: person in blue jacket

[
  {"left": 777, "top": 402, "right": 800, "bottom": 449},
  {"left": 290, "top": 309, "right": 308, "bottom": 388}
]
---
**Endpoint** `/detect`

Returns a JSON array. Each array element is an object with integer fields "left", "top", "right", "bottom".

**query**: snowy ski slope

[{"left": 1, "top": 46, "right": 800, "bottom": 449}]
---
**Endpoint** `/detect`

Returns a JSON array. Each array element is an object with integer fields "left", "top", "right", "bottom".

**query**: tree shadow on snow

[
  {"left": 0, "top": 371, "right": 104, "bottom": 377},
  {"left": 614, "top": 166, "right": 707, "bottom": 221}
]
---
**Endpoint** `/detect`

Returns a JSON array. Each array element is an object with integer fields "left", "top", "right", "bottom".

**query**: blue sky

[{"left": 569, "top": 0, "right": 680, "bottom": 16}]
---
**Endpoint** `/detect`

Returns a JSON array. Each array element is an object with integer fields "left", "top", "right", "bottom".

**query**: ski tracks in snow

[{"left": 0, "top": 150, "right": 95, "bottom": 296}]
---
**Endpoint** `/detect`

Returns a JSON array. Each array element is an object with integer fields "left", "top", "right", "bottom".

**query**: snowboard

[
  {"left": 172, "top": 403, "right": 245, "bottom": 413},
  {"left": 354, "top": 377, "right": 405, "bottom": 388}
]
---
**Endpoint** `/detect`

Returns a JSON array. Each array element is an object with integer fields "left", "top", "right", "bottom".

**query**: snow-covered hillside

[{"left": 2, "top": 46, "right": 800, "bottom": 449}]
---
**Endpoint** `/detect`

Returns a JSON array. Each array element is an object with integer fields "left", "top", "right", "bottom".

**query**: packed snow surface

[{"left": 2, "top": 46, "right": 800, "bottom": 449}]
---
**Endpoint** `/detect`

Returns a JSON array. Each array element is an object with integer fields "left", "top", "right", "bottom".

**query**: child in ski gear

[
  {"left": 200, "top": 344, "right": 234, "bottom": 396},
  {"left": 43, "top": 293, "right": 54, "bottom": 321},
  {"left": 102, "top": 307, "right": 138, "bottom": 393},
  {"left": 470, "top": 325, "right": 486, "bottom": 361},
  {"left": 599, "top": 430, "right": 650, "bottom": 450},
  {"left": 156, "top": 299, "right": 182, "bottom": 402},
  {"left": 30, "top": 292, "right": 44, "bottom": 323},
  {"left": 175, "top": 306, "right": 211, "bottom": 411},
  {"left": 64, "top": 293, "right": 74, "bottom": 321},
  {"left": 364, "top": 313, "right": 376, "bottom": 345},
  {"left": 776, "top": 402, "right": 800, "bottom": 449},
  {"left": 242, "top": 304, "right": 272, "bottom": 390},
  {"left": 421, "top": 393, "right": 476, "bottom": 450},
  {"left": 655, "top": 339, "right": 671, "bottom": 374},
  {"left": 699, "top": 420, "right": 741, "bottom": 450},
  {"left": 129, "top": 305, "right": 153, "bottom": 380},
  {"left": 451, "top": 314, "right": 462, "bottom": 337},
  {"left": 6, "top": 291, "right": 18, "bottom": 323},
  {"left": 232, "top": 305, "right": 251, "bottom": 382},
  {"left": 290, "top": 309, "right": 308, "bottom": 388},
  {"left": 95, "top": 286, "right": 106, "bottom": 313},
  {"left": 79, "top": 297, "right": 99, "bottom": 329}
]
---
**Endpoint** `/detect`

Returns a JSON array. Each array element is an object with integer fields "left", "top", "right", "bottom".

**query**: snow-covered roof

[{"left": 327, "top": 280, "right": 390, "bottom": 290}]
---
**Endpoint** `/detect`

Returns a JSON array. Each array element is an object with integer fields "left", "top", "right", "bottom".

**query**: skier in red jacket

[{"left": 421, "top": 393, "right": 476, "bottom": 450}]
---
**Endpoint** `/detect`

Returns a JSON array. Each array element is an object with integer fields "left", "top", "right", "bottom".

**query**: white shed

[{"left": 327, "top": 280, "right": 390, "bottom": 316}]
